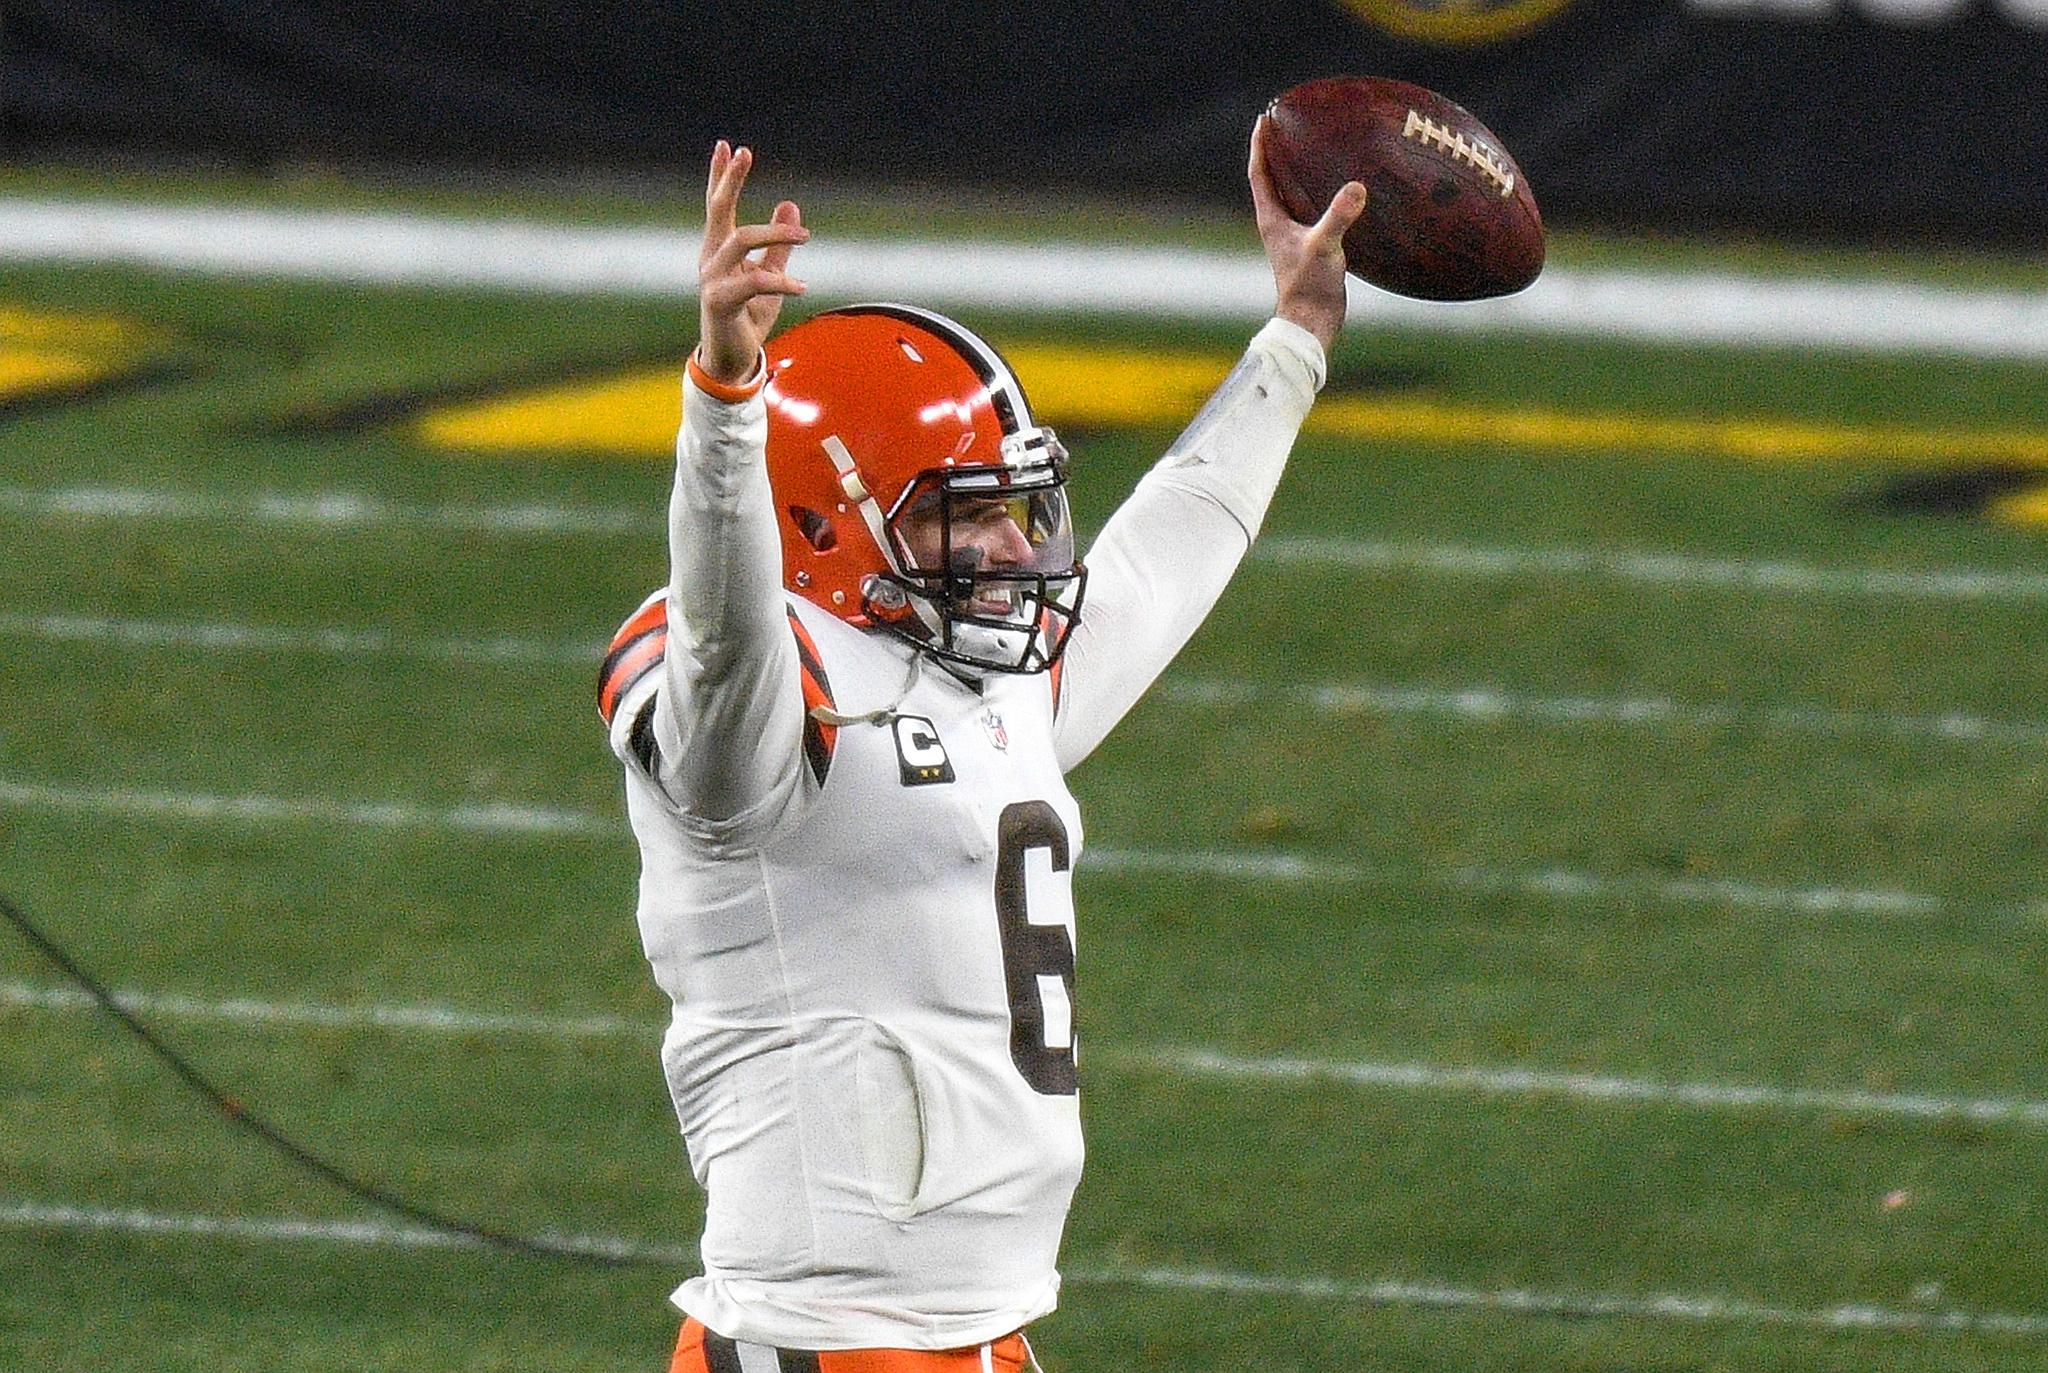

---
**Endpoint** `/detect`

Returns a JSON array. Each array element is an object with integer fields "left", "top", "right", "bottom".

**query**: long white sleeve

[
  {"left": 1052, "top": 318, "right": 1326, "bottom": 770},
  {"left": 645, "top": 363, "right": 809, "bottom": 839}
]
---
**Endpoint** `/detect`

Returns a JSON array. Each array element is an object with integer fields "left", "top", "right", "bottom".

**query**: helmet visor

[
  {"left": 890, "top": 464, "right": 1075, "bottom": 588},
  {"left": 878, "top": 440, "right": 1085, "bottom": 672}
]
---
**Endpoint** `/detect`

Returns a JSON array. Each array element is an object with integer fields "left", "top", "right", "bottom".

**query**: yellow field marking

[
  {"left": 0, "top": 348, "right": 112, "bottom": 400},
  {"left": 1990, "top": 487, "right": 2048, "bottom": 528},
  {"left": 409, "top": 344, "right": 1238, "bottom": 455},
  {"left": 0, "top": 308, "right": 157, "bottom": 403},
  {"left": 0, "top": 308, "right": 149, "bottom": 348},
  {"left": 996, "top": 342, "right": 1231, "bottom": 427},
  {"left": 413, "top": 368, "right": 680, "bottom": 454},
  {"left": 413, "top": 341, "right": 2048, "bottom": 492},
  {"left": 1306, "top": 396, "right": 2048, "bottom": 467}
]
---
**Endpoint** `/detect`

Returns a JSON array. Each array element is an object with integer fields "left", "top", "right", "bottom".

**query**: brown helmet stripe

[{"left": 821, "top": 303, "right": 1034, "bottom": 436}]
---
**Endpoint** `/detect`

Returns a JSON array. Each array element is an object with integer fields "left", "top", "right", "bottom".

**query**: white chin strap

[
  {"left": 946, "top": 616, "right": 1033, "bottom": 670},
  {"left": 897, "top": 585, "right": 1031, "bottom": 675},
  {"left": 820, "top": 430, "right": 1050, "bottom": 672},
  {"left": 821, "top": 432, "right": 901, "bottom": 565}
]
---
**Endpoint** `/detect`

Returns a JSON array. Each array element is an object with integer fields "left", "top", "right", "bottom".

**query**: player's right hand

[
  {"left": 697, "top": 141, "right": 809, "bottom": 386},
  {"left": 1248, "top": 116, "right": 1364, "bottom": 357}
]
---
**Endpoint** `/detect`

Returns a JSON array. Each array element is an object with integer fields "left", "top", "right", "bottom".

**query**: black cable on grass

[{"left": 0, "top": 885, "right": 664, "bottom": 1269}]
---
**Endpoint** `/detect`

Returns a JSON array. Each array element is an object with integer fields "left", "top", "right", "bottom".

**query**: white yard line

[
  {"left": 1257, "top": 535, "right": 2048, "bottom": 602},
  {"left": 0, "top": 610, "right": 592, "bottom": 664},
  {"left": 6, "top": 606, "right": 2042, "bottom": 748},
  {"left": 0, "top": 778, "right": 1960, "bottom": 918},
  {"left": 1153, "top": 1047, "right": 2048, "bottom": 1129},
  {"left": 1084, "top": 846, "right": 1948, "bottom": 918},
  {"left": 0, "top": 980, "right": 646, "bottom": 1039},
  {"left": 9, "top": 197, "right": 2048, "bottom": 358},
  {"left": 1, "top": 1199, "right": 2042, "bottom": 1337},
  {"left": 1158, "top": 678, "right": 2048, "bottom": 748},
  {"left": 12, "top": 480, "right": 2048, "bottom": 604},
  {"left": 0, "top": 483, "right": 653, "bottom": 537},
  {"left": 0, "top": 779, "right": 615, "bottom": 837},
  {"left": 0, "top": 1200, "right": 690, "bottom": 1266},
  {"left": 1084, "top": 1261, "right": 2048, "bottom": 1337},
  {"left": 9, "top": 976, "right": 2042, "bottom": 1131}
]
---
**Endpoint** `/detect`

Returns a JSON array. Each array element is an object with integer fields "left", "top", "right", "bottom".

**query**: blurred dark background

[{"left": 6, "top": 0, "right": 2046, "bottom": 243}]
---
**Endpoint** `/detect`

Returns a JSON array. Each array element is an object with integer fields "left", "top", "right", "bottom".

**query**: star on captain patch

[{"left": 979, "top": 709, "right": 1009, "bottom": 752}]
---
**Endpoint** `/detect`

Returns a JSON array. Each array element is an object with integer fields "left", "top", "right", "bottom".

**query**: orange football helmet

[{"left": 762, "top": 304, "right": 1085, "bottom": 674}]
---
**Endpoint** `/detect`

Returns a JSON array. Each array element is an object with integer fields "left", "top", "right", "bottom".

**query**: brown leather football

[{"left": 1263, "top": 75, "right": 1544, "bottom": 302}]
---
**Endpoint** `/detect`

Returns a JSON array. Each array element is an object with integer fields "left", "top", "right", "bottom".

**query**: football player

[{"left": 600, "top": 129, "right": 1365, "bottom": 1373}]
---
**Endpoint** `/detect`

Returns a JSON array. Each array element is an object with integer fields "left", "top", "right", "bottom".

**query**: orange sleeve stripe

[
  {"left": 786, "top": 609, "right": 838, "bottom": 784},
  {"left": 1048, "top": 655, "right": 1066, "bottom": 720},
  {"left": 686, "top": 350, "right": 768, "bottom": 403},
  {"left": 597, "top": 596, "right": 669, "bottom": 723},
  {"left": 796, "top": 661, "right": 833, "bottom": 711},
  {"left": 787, "top": 613, "right": 833, "bottom": 698},
  {"left": 608, "top": 597, "right": 667, "bottom": 655},
  {"left": 598, "top": 632, "right": 666, "bottom": 723},
  {"left": 797, "top": 664, "right": 838, "bottom": 752}
]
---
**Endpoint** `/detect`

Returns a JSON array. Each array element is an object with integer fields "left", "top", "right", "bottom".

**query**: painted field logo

[
  {"left": 0, "top": 307, "right": 170, "bottom": 413},
  {"left": 1402, "top": 110, "right": 1516, "bottom": 198},
  {"left": 1341, "top": 0, "right": 1575, "bottom": 44}
]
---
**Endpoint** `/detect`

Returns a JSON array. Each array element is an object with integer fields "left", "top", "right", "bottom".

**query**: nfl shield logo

[{"left": 979, "top": 710, "right": 1009, "bottom": 752}]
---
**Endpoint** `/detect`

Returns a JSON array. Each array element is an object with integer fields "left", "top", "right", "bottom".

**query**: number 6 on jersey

[{"left": 994, "top": 800, "right": 1079, "bottom": 1096}]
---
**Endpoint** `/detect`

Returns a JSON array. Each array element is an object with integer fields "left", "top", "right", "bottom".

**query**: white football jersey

[
  {"left": 613, "top": 597, "right": 1084, "bottom": 1349},
  {"left": 605, "top": 317, "right": 1326, "bottom": 1350}
]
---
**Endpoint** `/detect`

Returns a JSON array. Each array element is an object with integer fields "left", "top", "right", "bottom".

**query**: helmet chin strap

[
  {"left": 805, "top": 650, "right": 927, "bottom": 727},
  {"left": 820, "top": 432, "right": 1047, "bottom": 676},
  {"left": 823, "top": 430, "right": 957, "bottom": 656},
  {"left": 942, "top": 617, "right": 1033, "bottom": 673},
  {"left": 820, "top": 433, "right": 899, "bottom": 565}
]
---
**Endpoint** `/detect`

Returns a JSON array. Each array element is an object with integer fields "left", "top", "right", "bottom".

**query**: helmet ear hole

[{"left": 788, "top": 505, "right": 837, "bottom": 552}]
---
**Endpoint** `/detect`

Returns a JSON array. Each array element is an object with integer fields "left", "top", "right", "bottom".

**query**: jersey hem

[{"left": 670, "top": 1281, "right": 1059, "bottom": 1353}]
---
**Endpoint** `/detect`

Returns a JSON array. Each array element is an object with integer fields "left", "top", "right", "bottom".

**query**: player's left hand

[
  {"left": 697, "top": 140, "right": 809, "bottom": 385},
  {"left": 1249, "top": 115, "right": 1366, "bottom": 356}
]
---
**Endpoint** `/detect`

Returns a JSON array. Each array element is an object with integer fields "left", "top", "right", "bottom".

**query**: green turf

[{"left": 4, "top": 211, "right": 2048, "bottom": 1371}]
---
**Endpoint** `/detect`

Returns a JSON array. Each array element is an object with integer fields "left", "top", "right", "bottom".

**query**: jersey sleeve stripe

[
  {"left": 598, "top": 631, "right": 667, "bottom": 724},
  {"left": 607, "top": 598, "right": 667, "bottom": 656},
  {"left": 797, "top": 672, "right": 834, "bottom": 786},
  {"left": 785, "top": 608, "right": 839, "bottom": 787},
  {"left": 625, "top": 697, "right": 662, "bottom": 775},
  {"left": 785, "top": 610, "right": 831, "bottom": 688},
  {"left": 598, "top": 622, "right": 663, "bottom": 689},
  {"left": 597, "top": 595, "right": 670, "bottom": 724}
]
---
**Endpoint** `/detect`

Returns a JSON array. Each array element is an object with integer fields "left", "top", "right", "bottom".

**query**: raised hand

[
  {"left": 1248, "top": 116, "right": 1367, "bottom": 356},
  {"left": 697, "top": 141, "right": 809, "bottom": 385}
]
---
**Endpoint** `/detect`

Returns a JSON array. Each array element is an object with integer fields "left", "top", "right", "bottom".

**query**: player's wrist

[
  {"left": 688, "top": 345, "right": 767, "bottom": 401},
  {"left": 1274, "top": 298, "right": 1342, "bottom": 357}
]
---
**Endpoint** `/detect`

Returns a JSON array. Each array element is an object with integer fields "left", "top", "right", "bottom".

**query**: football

[{"left": 1262, "top": 75, "right": 1544, "bottom": 302}]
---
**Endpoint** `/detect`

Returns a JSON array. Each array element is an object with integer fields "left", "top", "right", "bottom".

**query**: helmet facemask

[{"left": 866, "top": 427, "right": 1086, "bottom": 675}]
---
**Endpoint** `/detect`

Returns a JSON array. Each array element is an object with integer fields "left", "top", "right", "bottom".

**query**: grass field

[{"left": 6, "top": 188, "right": 2048, "bottom": 1371}]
